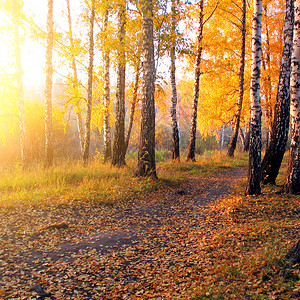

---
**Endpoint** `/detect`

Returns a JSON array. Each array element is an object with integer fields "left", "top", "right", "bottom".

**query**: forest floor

[{"left": 0, "top": 163, "right": 299, "bottom": 299}]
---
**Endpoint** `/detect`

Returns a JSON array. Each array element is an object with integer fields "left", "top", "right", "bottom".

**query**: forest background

[{"left": 0, "top": 0, "right": 285, "bottom": 166}]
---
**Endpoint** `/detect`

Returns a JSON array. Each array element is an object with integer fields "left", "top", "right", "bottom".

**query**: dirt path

[{"left": 0, "top": 167, "right": 247, "bottom": 299}]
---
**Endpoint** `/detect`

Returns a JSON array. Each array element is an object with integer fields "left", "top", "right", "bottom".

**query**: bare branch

[{"left": 203, "top": 0, "right": 220, "bottom": 26}]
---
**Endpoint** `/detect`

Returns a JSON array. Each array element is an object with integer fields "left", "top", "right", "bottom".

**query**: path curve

[{"left": 1, "top": 167, "right": 247, "bottom": 299}]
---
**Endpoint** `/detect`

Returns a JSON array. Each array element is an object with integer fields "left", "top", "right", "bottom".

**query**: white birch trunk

[
  {"left": 283, "top": 0, "right": 300, "bottom": 194},
  {"left": 82, "top": 0, "right": 95, "bottom": 165},
  {"left": 245, "top": 0, "right": 263, "bottom": 195}
]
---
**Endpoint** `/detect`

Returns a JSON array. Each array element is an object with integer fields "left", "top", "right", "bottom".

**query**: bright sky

[{"left": 0, "top": 0, "right": 75, "bottom": 89}]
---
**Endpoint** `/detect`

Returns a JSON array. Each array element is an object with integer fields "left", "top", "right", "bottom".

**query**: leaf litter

[{"left": 0, "top": 167, "right": 299, "bottom": 299}]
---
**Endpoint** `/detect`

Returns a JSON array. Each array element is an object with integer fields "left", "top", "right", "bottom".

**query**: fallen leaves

[{"left": 0, "top": 167, "right": 299, "bottom": 299}]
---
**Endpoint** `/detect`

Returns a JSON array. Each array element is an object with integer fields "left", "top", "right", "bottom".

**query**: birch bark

[
  {"left": 170, "top": 0, "right": 180, "bottom": 160},
  {"left": 112, "top": 1, "right": 126, "bottom": 167},
  {"left": 245, "top": 0, "right": 263, "bottom": 195},
  {"left": 103, "top": 10, "right": 112, "bottom": 163},
  {"left": 82, "top": 0, "right": 95, "bottom": 165},
  {"left": 186, "top": 0, "right": 204, "bottom": 162},
  {"left": 136, "top": 0, "right": 157, "bottom": 178},
  {"left": 261, "top": 0, "right": 294, "bottom": 184},
  {"left": 283, "top": 0, "right": 300, "bottom": 194}
]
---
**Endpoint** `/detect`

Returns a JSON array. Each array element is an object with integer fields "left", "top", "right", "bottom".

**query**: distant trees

[
  {"left": 66, "top": 0, "right": 85, "bottom": 155},
  {"left": 1, "top": 0, "right": 298, "bottom": 183},
  {"left": 45, "top": 0, "right": 54, "bottom": 167},
  {"left": 12, "top": 0, "right": 28, "bottom": 168}
]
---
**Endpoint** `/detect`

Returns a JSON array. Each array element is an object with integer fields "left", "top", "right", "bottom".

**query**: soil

[{"left": 0, "top": 167, "right": 247, "bottom": 299}]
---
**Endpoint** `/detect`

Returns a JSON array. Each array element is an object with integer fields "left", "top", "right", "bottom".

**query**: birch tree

[
  {"left": 112, "top": 0, "right": 126, "bottom": 167},
  {"left": 45, "top": 0, "right": 54, "bottom": 167},
  {"left": 103, "top": 8, "right": 112, "bottom": 163},
  {"left": 170, "top": 0, "right": 180, "bottom": 160},
  {"left": 282, "top": 0, "right": 300, "bottom": 194},
  {"left": 261, "top": 0, "right": 294, "bottom": 184},
  {"left": 12, "top": 0, "right": 28, "bottom": 167},
  {"left": 186, "top": 0, "right": 219, "bottom": 161},
  {"left": 186, "top": 0, "right": 204, "bottom": 161},
  {"left": 227, "top": 0, "right": 246, "bottom": 157},
  {"left": 136, "top": 0, "right": 157, "bottom": 178},
  {"left": 82, "top": 0, "right": 95, "bottom": 165},
  {"left": 245, "top": 0, "right": 263, "bottom": 195}
]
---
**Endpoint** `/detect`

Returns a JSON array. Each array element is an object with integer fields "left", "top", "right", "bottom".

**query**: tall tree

[
  {"left": 227, "top": 0, "right": 247, "bottom": 157},
  {"left": 82, "top": 0, "right": 95, "bottom": 165},
  {"left": 170, "top": 0, "right": 180, "bottom": 160},
  {"left": 66, "top": 0, "right": 85, "bottom": 155},
  {"left": 282, "top": 0, "right": 300, "bottom": 194},
  {"left": 136, "top": 0, "right": 157, "bottom": 178},
  {"left": 45, "top": 0, "right": 54, "bottom": 167},
  {"left": 186, "top": 0, "right": 204, "bottom": 161},
  {"left": 103, "top": 8, "right": 112, "bottom": 163},
  {"left": 186, "top": 0, "right": 219, "bottom": 161},
  {"left": 245, "top": 0, "right": 263, "bottom": 195},
  {"left": 261, "top": 0, "right": 294, "bottom": 184},
  {"left": 112, "top": 0, "right": 126, "bottom": 166},
  {"left": 12, "top": 0, "right": 28, "bottom": 167},
  {"left": 261, "top": 3, "right": 273, "bottom": 148}
]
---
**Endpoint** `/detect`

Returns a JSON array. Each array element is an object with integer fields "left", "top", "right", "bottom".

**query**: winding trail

[{"left": 0, "top": 167, "right": 247, "bottom": 299}]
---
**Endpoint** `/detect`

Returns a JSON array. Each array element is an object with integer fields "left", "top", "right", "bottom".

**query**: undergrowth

[{"left": 0, "top": 150, "right": 248, "bottom": 208}]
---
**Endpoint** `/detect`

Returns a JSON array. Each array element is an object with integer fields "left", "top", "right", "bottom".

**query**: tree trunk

[
  {"left": 239, "top": 127, "right": 245, "bottom": 149},
  {"left": 282, "top": 0, "right": 300, "bottom": 194},
  {"left": 124, "top": 59, "right": 140, "bottom": 154},
  {"left": 45, "top": 0, "right": 54, "bottom": 168},
  {"left": 186, "top": 0, "right": 204, "bottom": 162},
  {"left": 136, "top": 0, "right": 157, "bottom": 178},
  {"left": 227, "top": 0, "right": 246, "bottom": 158},
  {"left": 170, "top": 0, "right": 180, "bottom": 160},
  {"left": 103, "top": 10, "right": 112, "bottom": 163},
  {"left": 66, "top": 0, "right": 85, "bottom": 155},
  {"left": 261, "top": 0, "right": 294, "bottom": 185},
  {"left": 243, "top": 124, "right": 250, "bottom": 152},
  {"left": 262, "top": 3, "right": 273, "bottom": 149},
  {"left": 245, "top": 0, "right": 263, "bottom": 196},
  {"left": 112, "top": 0, "right": 126, "bottom": 167},
  {"left": 82, "top": 0, "right": 95, "bottom": 165},
  {"left": 12, "top": 0, "right": 28, "bottom": 168}
]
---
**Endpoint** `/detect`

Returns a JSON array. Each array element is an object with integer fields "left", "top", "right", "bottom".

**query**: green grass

[{"left": 0, "top": 150, "right": 248, "bottom": 209}]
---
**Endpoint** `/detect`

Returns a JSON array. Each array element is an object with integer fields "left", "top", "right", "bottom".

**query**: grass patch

[
  {"left": 0, "top": 150, "right": 248, "bottom": 209},
  {"left": 192, "top": 157, "right": 300, "bottom": 299},
  {"left": 159, "top": 150, "right": 248, "bottom": 179}
]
